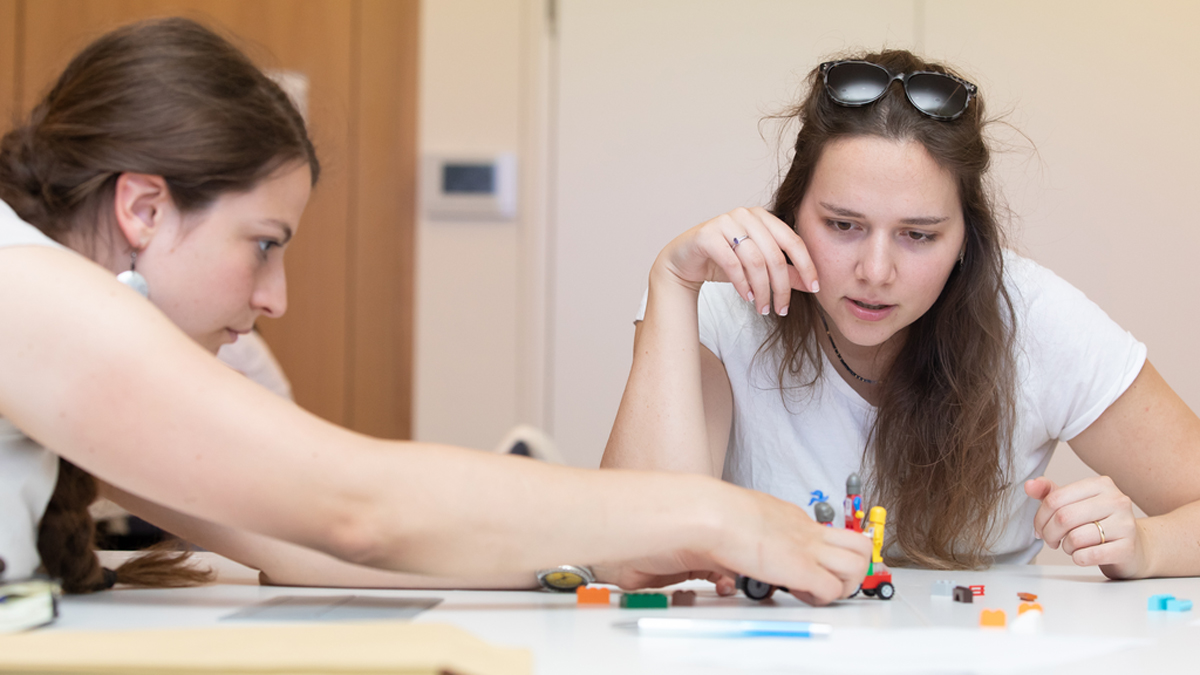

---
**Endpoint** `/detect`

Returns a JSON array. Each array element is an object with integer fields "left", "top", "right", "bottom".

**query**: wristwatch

[{"left": 535, "top": 565, "right": 595, "bottom": 592}]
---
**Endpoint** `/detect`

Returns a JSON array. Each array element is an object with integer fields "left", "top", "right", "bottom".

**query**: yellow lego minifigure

[{"left": 867, "top": 506, "right": 887, "bottom": 564}]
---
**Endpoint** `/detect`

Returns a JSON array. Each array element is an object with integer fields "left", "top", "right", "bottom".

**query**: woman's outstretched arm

[{"left": 0, "top": 245, "right": 869, "bottom": 603}]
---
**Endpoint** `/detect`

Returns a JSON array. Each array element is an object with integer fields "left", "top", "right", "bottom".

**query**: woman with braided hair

[{"left": 0, "top": 17, "right": 870, "bottom": 604}]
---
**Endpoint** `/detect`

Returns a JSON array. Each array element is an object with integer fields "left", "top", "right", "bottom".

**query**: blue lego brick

[
  {"left": 1148, "top": 594, "right": 1174, "bottom": 611},
  {"left": 1148, "top": 594, "right": 1192, "bottom": 611}
]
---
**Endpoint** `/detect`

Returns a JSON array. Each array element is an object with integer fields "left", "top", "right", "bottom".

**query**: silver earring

[{"left": 116, "top": 251, "right": 150, "bottom": 298}]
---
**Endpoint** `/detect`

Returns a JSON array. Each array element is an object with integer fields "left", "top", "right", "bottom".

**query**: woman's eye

[
  {"left": 258, "top": 240, "right": 279, "bottom": 255},
  {"left": 827, "top": 219, "right": 853, "bottom": 232},
  {"left": 905, "top": 231, "right": 935, "bottom": 242}
]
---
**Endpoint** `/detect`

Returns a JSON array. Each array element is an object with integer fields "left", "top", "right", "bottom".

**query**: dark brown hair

[
  {"left": 764, "top": 50, "right": 1016, "bottom": 569},
  {"left": 1, "top": 17, "right": 320, "bottom": 592},
  {"left": 0, "top": 16, "right": 319, "bottom": 243}
]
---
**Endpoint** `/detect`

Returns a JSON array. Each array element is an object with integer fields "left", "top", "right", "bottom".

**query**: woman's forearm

[
  {"left": 102, "top": 482, "right": 536, "bottom": 589},
  {"left": 602, "top": 266, "right": 724, "bottom": 475},
  {"left": 347, "top": 449, "right": 733, "bottom": 576},
  {"left": 1125, "top": 501, "right": 1200, "bottom": 579}
]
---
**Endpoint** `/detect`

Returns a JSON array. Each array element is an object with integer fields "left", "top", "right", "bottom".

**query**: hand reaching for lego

[
  {"left": 593, "top": 486, "right": 872, "bottom": 605},
  {"left": 1025, "top": 476, "right": 1147, "bottom": 578},
  {"left": 590, "top": 558, "right": 739, "bottom": 596}
]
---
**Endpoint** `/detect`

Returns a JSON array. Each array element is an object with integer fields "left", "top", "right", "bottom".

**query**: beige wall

[
  {"left": 415, "top": 0, "right": 522, "bottom": 449},
  {"left": 419, "top": 1, "right": 1198, "bottom": 563}
]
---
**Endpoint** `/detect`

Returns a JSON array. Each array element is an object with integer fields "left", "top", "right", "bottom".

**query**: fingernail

[
  {"left": 747, "top": 291, "right": 755, "bottom": 303},
  {"left": 779, "top": 305, "right": 789, "bottom": 316},
  {"left": 1033, "top": 528, "right": 1041, "bottom": 540},
  {"left": 811, "top": 280, "right": 820, "bottom": 293},
  {"left": 761, "top": 305, "right": 770, "bottom": 315}
]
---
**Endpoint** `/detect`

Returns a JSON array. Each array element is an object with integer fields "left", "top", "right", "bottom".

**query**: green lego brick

[{"left": 620, "top": 592, "right": 668, "bottom": 609}]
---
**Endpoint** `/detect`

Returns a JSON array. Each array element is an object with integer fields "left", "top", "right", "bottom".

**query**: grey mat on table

[{"left": 222, "top": 595, "right": 441, "bottom": 622}]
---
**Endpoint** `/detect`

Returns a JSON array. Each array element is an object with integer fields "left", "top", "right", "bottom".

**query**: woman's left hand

[{"left": 1025, "top": 476, "right": 1147, "bottom": 578}]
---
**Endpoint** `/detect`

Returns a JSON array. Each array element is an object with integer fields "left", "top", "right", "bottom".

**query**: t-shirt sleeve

[
  {"left": 635, "top": 282, "right": 742, "bottom": 361},
  {"left": 1012, "top": 256, "right": 1147, "bottom": 441},
  {"left": 0, "top": 200, "right": 63, "bottom": 250}
]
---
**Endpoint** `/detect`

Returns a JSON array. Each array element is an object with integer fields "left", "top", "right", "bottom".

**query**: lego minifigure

[{"left": 844, "top": 473, "right": 864, "bottom": 532}]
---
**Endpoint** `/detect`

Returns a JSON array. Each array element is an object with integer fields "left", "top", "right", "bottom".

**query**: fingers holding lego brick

[{"left": 711, "top": 490, "right": 871, "bottom": 606}]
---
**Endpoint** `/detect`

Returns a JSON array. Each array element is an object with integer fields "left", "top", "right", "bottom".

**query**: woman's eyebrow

[
  {"left": 819, "top": 201, "right": 948, "bottom": 226},
  {"left": 819, "top": 201, "right": 863, "bottom": 218}
]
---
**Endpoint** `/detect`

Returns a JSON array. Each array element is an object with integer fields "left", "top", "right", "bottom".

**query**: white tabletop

[{"left": 43, "top": 552, "right": 1200, "bottom": 674}]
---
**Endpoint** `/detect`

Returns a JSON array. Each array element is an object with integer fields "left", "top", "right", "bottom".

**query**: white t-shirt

[
  {"left": 0, "top": 201, "right": 65, "bottom": 580},
  {"left": 637, "top": 252, "right": 1146, "bottom": 563}
]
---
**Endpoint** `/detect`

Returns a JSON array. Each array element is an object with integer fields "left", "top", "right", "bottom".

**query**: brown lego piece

[{"left": 671, "top": 590, "right": 697, "bottom": 606}]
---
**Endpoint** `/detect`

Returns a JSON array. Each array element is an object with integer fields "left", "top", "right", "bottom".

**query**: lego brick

[
  {"left": 968, "top": 584, "right": 985, "bottom": 597},
  {"left": 671, "top": 590, "right": 696, "bottom": 606},
  {"left": 931, "top": 580, "right": 956, "bottom": 597},
  {"left": 576, "top": 586, "right": 610, "bottom": 605},
  {"left": 1148, "top": 594, "right": 1175, "bottom": 611},
  {"left": 979, "top": 609, "right": 1006, "bottom": 628},
  {"left": 952, "top": 586, "right": 973, "bottom": 603},
  {"left": 1165, "top": 598, "right": 1193, "bottom": 612},
  {"left": 1017, "top": 592, "right": 1038, "bottom": 602},
  {"left": 621, "top": 592, "right": 668, "bottom": 609},
  {"left": 1018, "top": 602, "right": 1043, "bottom": 615}
]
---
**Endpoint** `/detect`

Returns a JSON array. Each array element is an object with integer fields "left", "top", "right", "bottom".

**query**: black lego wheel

[
  {"left": 877, "top": 582, "right": 895, "bottom": 600},
  {"left": 738, "top": 576, "right": 777, "bottom": 601}
]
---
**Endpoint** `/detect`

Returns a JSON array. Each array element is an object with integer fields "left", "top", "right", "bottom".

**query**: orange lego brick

[
  {"left": 979, "top": 609, "right": 1007, "bottom": 628},
  {"left": 1017, "top": 592, "right": 1038, "bottom": 602},
  {"left": 1018, "top": 602, "right": 1043, "bottom": 615},
  {"left": 576, "top": 586, "right": 611, "bottom": 605}
]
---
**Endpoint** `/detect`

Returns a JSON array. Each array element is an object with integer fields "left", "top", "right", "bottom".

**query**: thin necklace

[{"left": 817, "top": 311, "right": 880, "bottom": 385}]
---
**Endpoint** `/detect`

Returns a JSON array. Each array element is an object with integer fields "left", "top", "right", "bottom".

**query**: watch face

[{"left": 542, "top": 570, "right": 586, "bottom": 591}]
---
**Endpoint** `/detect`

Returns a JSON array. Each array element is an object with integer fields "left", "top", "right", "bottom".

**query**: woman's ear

[{"left": 112, "top": 173, "right": 172, "bottom": 250}]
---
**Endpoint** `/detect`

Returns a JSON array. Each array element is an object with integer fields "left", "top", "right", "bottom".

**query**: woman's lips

[{"left": 845, "top": 297, "right": 895, "bottom": 321}]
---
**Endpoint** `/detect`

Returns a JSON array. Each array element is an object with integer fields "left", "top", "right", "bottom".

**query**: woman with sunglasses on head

[
  {"left": 604, "top": 50, "right": 1200, "bottom": 579},
  {"left": 0, "top": 18, "right": 871, "bottom": 603}
]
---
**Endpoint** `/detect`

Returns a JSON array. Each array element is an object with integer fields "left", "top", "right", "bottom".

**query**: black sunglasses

[{"left": 820, "top": 60, "right": 977, "bottom": 121}]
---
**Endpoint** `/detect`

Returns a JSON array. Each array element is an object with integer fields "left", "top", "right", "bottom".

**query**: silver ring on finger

[{"left": 731, "top": 235, "right": 750, "bottom": 250}]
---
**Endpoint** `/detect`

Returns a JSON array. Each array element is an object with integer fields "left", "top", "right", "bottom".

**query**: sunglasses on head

[{"left": 819, "top": 60, "right": 977, "bottom": 121}]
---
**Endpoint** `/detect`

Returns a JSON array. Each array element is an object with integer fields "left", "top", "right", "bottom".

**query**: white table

[{"left": 43, "top": 552, "right": 1200, "bottom": 674}]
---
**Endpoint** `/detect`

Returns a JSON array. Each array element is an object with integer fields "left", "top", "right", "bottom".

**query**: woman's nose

[{"left": 252, "top": 265, "right": 288, "bottom": 318}]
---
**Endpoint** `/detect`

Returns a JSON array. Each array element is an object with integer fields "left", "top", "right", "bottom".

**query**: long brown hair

[
  {"left": 0, "top": 17, "right": 320, "bottom": 592},
  {"left": 764, "top": 50, "right": 1016, "bottom": 569}
]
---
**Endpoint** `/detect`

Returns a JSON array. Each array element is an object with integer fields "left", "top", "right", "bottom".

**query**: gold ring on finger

[{"left": 1094, "top": 520, "right": 1106, "bottom": 545}]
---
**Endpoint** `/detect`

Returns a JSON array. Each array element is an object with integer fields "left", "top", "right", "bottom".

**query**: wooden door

[{"left": 0, "top": 0, "right": 415, "bottom": 438}]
